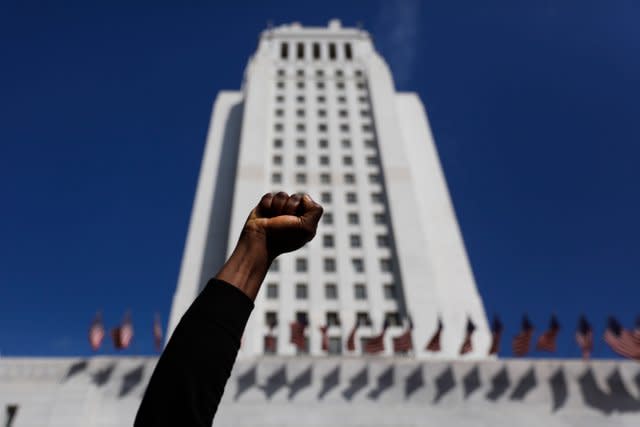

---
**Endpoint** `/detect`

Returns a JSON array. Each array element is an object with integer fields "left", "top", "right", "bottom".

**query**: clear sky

[{"left": 1, "top": 1, "right": 639, "bottom": 359}]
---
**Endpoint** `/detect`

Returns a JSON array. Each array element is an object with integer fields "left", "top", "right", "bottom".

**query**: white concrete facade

[
  {"left": 2, "top": 356, "right": 640, "bottom": 426},
  {"left": 169, "top": 20, "right": 490, "bottom": 359}
]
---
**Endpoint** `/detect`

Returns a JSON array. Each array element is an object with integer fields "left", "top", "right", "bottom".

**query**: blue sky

[{"left": 1, "top": 1, "right": 639, "bottom": 358}]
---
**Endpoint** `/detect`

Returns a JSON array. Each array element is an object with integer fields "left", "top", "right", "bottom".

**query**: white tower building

[{"left": 169, "top": 20, "right": 490, "bottom": 359}]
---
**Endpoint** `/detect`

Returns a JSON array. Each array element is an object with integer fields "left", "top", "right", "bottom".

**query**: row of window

[
  {"left": 269, "top": 257, "right": 393, "bottom": 274},
  {"left": 266, "top": 282, "right": 396, "bottom": 301},
  {"left": 276, "top": 79, "right": 367, "bottom": 91},
  {"left": 273, "top": 138, "right": 377, "bottom": 150},
  {"left": 265, "top": 310, "right": 401, "bottom": 329},
  {"left": 275, "top": 94, "right": 369, "bottom": 104},
  {"left": 272, "top": 172, "right": 381, "bottom": 185},
  {"left": 277, "top": 69, "right": 363, "bottom": 78},
  {"left": 272, "top": 154, "right": 378, "bottom": 167},
  {"left": 273, "top": 122, "right": 373, "bottom": 133},
  {"left": 265, "top": 334, "right": 412, "bottom": 355},
  {"left": 274, "top": 108, "right": 370, "bottom": 118},
  {"left": 315, "top": 211, "right": 386, "bottom": 226},
  {"left": 280, "top": 41, "right": 353, "bottom": 61}
]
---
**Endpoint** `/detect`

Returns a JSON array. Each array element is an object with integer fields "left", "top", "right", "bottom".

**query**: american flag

[
  {"left": 364, "top": 319, "right": 389, "bottom": 354},
  {"left": 488, "top": 315, "right": 503, "bottom": 355},
  {"left": 153, "top": 313, "right": 163, "bottom": 352},
  {"left": 289, "top": 319, "right": 307, "bottom": 351},
  {"left": 264, "top": 323, "right": 277, "bottom": 353},
  {"left": 319, "top": 325, "right": 329, "bottom": 351},
  {"left": 112, "top": 312, "right": 134, "bottom": 350},
  {"left": 536, "top": 315, "right": 560, "bottom": 352},
  {"left": 392, "top": 317, "right": 413, "bottom": 353},
  {"left": 632, "top": 316, "right": 640, "bottom": 345},
  {"left": 512, "top": 315, "right": 534, "bottom": 357},
  {"left": 575, "top": 315, "right": 593, "bottom": 360},
  {"left": 604, "top": 317, "right": 640, "bottom": 360},
  {"left": 88, "top": 311, "right": 105, "bottom": 351},
  {"left": 459, "top": 318, "right": 476, "bottom": 355},
  {"left": 346, "top": 319, "right": 358, "bottom": 352},
  {"left": 425, "top": 318, "right": 443, "bottom": 352}
]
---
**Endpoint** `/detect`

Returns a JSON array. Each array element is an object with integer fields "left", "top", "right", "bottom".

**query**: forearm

[{"left": 215, "top": 230, "right": 272, "bottom": 301}]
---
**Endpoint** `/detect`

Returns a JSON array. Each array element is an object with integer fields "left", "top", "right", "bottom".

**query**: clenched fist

[
  {"left": 216, "top": 192, "right": 323, "bottom": 300},
  {"left": 242, "top": 192, "right": 324, "bottom": 261}
]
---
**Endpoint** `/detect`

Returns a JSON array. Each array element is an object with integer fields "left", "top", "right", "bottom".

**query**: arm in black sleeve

[{"left": 134, "top": 278, "right": 254, "bottom": 427}]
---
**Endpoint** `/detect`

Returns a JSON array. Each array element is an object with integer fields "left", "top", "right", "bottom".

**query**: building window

[
  {"left": 335, "top": 69, "right": 344, "bottom": 77},
  {"left": 296, "top": 155, "right": 306, "bottom": 165},
  {"left": 276, "top": 95, "right": 284, "bottom": 103},
  {"left": 313, "top": 42, "right": 321, "bottom": 59},
  {"left": 383, "top": 284, "right": 396, "bottom": 300},
  {"left": 275, "top": 109, "right": 284, "bottom": 117},
  {"left": 296, "top": 123, "right": 305, "bottom": 132},
  {"left": 385, "top": 312, "right": 401, "bottom": 327},
  {"left": 270, "top": 259, "right": 279, "bottom": 272},
  {"left": 296, "top": 173, "right": 306, "bottom": 184},
  {"left": 274, "top": 123, "right": 283, "bottom": 132},
  {"left": 377, "top": 235, "right": 390, "bottom": 247},
  {"left": 350, "top": 234, "right": 361, "bottom": 248},
  {"left": 369, "top": 173, "right": 380, "bottom": 183},
  {"left": 354, "top": 284, "right": 367, "bottom": 300},
  {"left": 336, "top": 82, "right": 345, "bottom": 90},
  {"left": 295, "top": 283, "right": 308, "bottom": 299},
  {"left": 317, "top": 95, "right": 326, "bottom": 103},
  {"left": 317, "top": 81, "right": 325, "bottom": 89},
  {"left": 340, "top": 124, "right": 350, "bottom": 132},
  {"left": 366, "top": 156, "right": 377, "bottom": 165},
  {"left": 271, "top": 173, "right": 282, "bottom": 184},
  {"left": 265, "top": 311, "right": 278, "bottom": 327},
  {"left": 345, "top": 43, "right": 353, "bottom": 60},
  {"left": 323, "top": 234, "right": 334, "bottom": 248},
  {"left": 329, "top": 43, "right": 336, "bottom": 60},
  {"left": 341, "top": 139, "right": 351, "bottom": 148},
  {"left": 277, "top": 81, "right": 285, "bottom": 89},
  {"left": 297, "top": 95, "right": 305, "bottom": 103},
  {"left": 297, "top": 42, "right": 305, "bottom": 59},
  {"left": 267, "top": 283, "right": 279, "bottom": 299},
  {"left": 325, "top": 283, "right": 338, "bottom": 300},
  {"left": 316, "top": 69, "right": 324, "bottom": 77},
  {"left": 329, "top": 337, "right": 342, "bottom": 355},
  {"left": 352, "top": 258, "right": 364, "bottom": 273},
  {"left": 326, "top": 311, "right": 341, "bottom": 326},
  {"left": 374, "top": 213, "right": 385, "bottom": 224},
  {"left": 277, "top": 68, "right": 285, "bottom": 77},
  {"left": 273, "top": 155, "right": 282, "bottom": 165},
  {"left": 362, "top": 124, "right": 372, "bottom": 132},
  {"left": 371, "top": 193, "right": 383, "bottom": 203},
  {"left": 346, "top": 192, "right": 357, "bottom": 203},
  {"left": 296, "top": 311, "right": 309, "bottom": 324},
  {"left": 274, "top": 138, "right": 283, "bottom": 148},
  {"left": 364, "top": 139, "right": 376, "bottom": 148},
  {"left": 343, "top": 156, "right": 353, "bottom": 166},
  {"left": 297, "top": 81, "right": 305, "bottom": 89},
  {"left": 296, "top": 258, "right": 308, "bottom": 272},
  {"left": 264, "top": 335, "right": 277, "bottom": 354},
  {"left": 296, "top": 109, "right": 305, "bottom": 118},
  {"left": 357, "top": 82, "right": 366, "bottom": 90},
  {"left": 316, "top": 211, "right": 330, "bottom": 225},
  {"left": 319, "top": 155, "right": 330, "bottom": 166},
  {"left": 358, "top": 96, "right": 368, "bottom": 103},
  {"left": 281, "top": 42, "right": 289, "bottom": 59},
  {"left": 319, "top": 138, "right": 328, "bottom": 148},
  {"left": 356, "top": 312, "right": 372, "bottom": 326},
  {"left": 360, "top": 109, "right": 370, "bottom": 117},
  {"left": 320, "top": 173, "right": 331, "bottom": 184},
  {"left": 296, "top": 139, "right": 306, "bottom": 148},
  {"left": 380, "top": 258, "right": 392, "bottom": 272},
  {"left": 318, "top": 109, "right": 327, "bottom": 117},
  {"left": 338, "top": 110, "right": 348, "bottom": 118},
  {"left": 321, "top": 192, "right": 332, "bottom": 203},
  {"left": 344, "top": 173, "right": 355, "bottom": 184},
  {"left": 338, "top": 96, "right": 346, "bottom": 103},
  {"left": 318, "top": 123, "right": 328, "bottom": 132},
  {"left": 324, "top": 258, "right": 336, "bottom": 272},
  {"left": 355, "top": 69, "right": 363, "bottom": 77},
  {"left": 348, "top": 212, "right": 359, "bottom": 225}
]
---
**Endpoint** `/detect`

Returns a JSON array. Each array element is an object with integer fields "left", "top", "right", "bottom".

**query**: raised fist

[{"left": 241, "top": 192, "right": 323, "bottom": 260}]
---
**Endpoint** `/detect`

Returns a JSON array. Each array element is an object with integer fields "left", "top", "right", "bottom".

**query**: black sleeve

[{"left": 134, "top": 279, "right": 254, "bottom": 427}]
